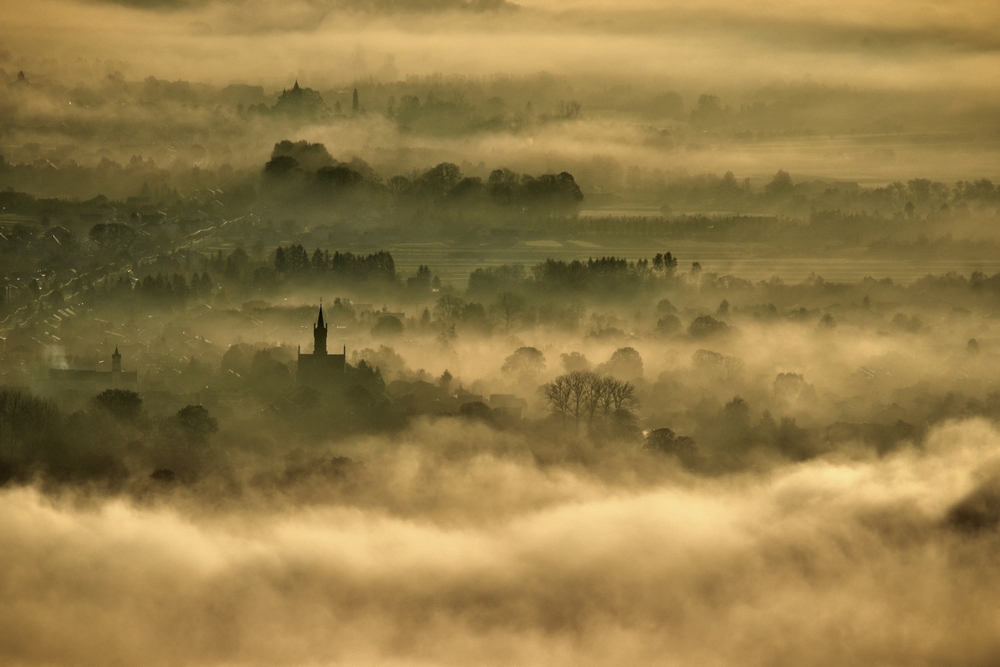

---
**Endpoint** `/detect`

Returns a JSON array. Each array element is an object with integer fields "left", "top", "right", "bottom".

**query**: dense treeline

[
  {"left": 0, "top": 387, "right": 219, "bottom": 485},
  {"left": 136, "top": 272, "right": 215, "bottom": 306},
  {"left": 641, "top": 390, "right": 1000, "bottom": 474},
  {"left": 646, "top": 170, "right": 1000, "bottom": 211},
  {"left": 262, "top": 141, "right": 584, "bottom": 217},
  {"left": 274, "top": 245, "right": 396, "bottom": 282},
  {"left": 17, "top": 236, "right": 1000, "bottom": 326},
  {"left": 5, "top": 149, "right": 997, "bottom": 219},
  {"left": 0, "top": 354, "right": 394, "bottom": 484},
  {"left": 3, "top": 145, "right": 999, "bottom": 296},
  {"left": 468, "top": 252, "right": 678, "bottom": 299}
]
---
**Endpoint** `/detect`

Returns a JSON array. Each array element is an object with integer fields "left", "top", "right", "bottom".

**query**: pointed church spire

[
  {"left": 313, "top": 301, "right": 328, "bottom": 355},
  {"left": 112, "top": 346, "right": 122, "bottom": 373}
]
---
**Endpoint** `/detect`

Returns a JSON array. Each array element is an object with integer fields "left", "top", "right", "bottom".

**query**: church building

[
  {"left": 297, "top": 305, "right": 346, "bottom": 388},
  {"left": 49, "top": 346, "right": 139, "bottom": 390}
]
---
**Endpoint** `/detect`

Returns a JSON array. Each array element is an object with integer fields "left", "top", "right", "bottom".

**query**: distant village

[{"left": 43, "top": 305, "right": 526, "bottom": 421}]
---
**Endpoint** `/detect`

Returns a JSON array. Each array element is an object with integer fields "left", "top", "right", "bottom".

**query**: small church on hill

[{"left": 297, "top": 305, "right": 346, "bottom": 388}]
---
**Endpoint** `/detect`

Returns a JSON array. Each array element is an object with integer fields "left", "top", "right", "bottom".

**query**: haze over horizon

[
  {"left": 4, "top": 0, "right": 1000, "bottom": 90},
  {"left": 3, "top": 1, "right": 1000, "bottom": 666}
]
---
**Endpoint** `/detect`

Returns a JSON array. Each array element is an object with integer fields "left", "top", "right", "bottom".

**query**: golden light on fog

[{"left": 1, "top": 0, "right": 1000, "bottom": 664}]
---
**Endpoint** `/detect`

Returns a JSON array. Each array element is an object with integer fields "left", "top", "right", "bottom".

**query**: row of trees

[
  {"left": 262, "top": 141, "right": 584, "bottom": 214},
  {"left": 136, "top": 272, "right": 214, "bottom": 306},
  {"left": 466, "top": 254, "right": 684, "bottom": 299},
  {"left": 274, "top": 246, "right": 396, "bottom": 282},
  {"left": 543, "top": 371, "right": 638, "bottom": 426},
  {"left": 385, "top": 88, "right": 581, "bottom": 135}
]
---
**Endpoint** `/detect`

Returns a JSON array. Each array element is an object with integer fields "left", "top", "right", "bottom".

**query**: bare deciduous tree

[
  {"left": 543, "top": 372, "right": 638, "bottom": 428},
  {"left": 491, "top": 291, "right": 525, "bottom": 333}
]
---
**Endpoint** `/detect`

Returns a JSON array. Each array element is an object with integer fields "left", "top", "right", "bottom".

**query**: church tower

[
  {"left": 313, "top": 305, "right": 328, "bottom": 355},
  {"left": 112, "top": 346, "right": 122, "bottom": 373},
  {"left": 297, "top": 304, "right": 346, "bottom": 389}
]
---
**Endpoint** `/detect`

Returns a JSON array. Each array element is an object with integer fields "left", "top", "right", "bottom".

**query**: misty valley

[{"left": 3, "top": 29, "right": 1000, "bottom": 667}]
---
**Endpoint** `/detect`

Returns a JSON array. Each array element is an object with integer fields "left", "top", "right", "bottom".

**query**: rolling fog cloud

[{"left": 3, "top": 418, "right": 1000, "bottom": 666}]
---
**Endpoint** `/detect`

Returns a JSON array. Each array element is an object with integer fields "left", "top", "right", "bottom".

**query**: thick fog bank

[{"left": 4, "top": 418, "right": 1000, "bottom": 666}]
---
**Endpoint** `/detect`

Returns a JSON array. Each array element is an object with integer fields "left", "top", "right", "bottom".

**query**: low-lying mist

[
  {"left": 4, "top": 0, "right": 1000, "bottom": 663},
  {"left": 4, "top": 417, "right": 1000, "bottom": 667}
]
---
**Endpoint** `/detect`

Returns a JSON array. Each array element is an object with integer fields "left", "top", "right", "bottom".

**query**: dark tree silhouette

[
  {"left": 371, "top": 315, "right": 404, "bottom": 338},
  {"left": 491, "top": 291, "right": 525, "bottom": 333},
  {"left": 0, "top": 390, "right": 60, "bottom": 462},
  {"left": 434, "top": 294, "right": 465, "bottom": 323},
  {"left": 89, "top": 223, "right": 135, "bottom": 253},
  {"left": 273, "top": 81, "right": 327, "bottom": 117},
  {"left": 417, "top": 163, "right": 462, "bottom": 199},
  {"left": 263, "top": 155, "right": 301, "bottom": 178},
  {"left": 600, "top": 347, "right": 644, "bottom": 380},
  {"left": 765, "top": 170, "right": 794, "bottom": 197},
  {"left": 646, "top": 428, "right": 697, "bottom": 464},
  {"left": 502, "top": 347, "right": 546, "bottom": 375},
  {"left": 249, "top": 350, "right": 292, "bottom": 393},
  {"left": 459, "top": 401, "right": 493, "bottom": 421},
  {"left": 543, "top": 371, "right": 637, "bottom": 427},
  {"left": 171, "top": 405, "right": 218, "bottom": 445},
  {"left": 688, "top": 315, "right": 730, "bottom": 338},
  {"left": 439, "top": 369, "right": 453, "bottom": 389},
  {"left": 93, "top": 389, "right": 143, "bottom": 422}
]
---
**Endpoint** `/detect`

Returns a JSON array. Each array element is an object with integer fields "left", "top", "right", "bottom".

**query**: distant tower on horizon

[
  {"left": 298, "top": 304, "right": 346, "bottom": 388},
  {"left": 112, "top": 345, "right": 122, "bottom": 373}
]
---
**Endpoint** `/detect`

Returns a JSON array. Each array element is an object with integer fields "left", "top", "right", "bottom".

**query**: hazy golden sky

[{"left": 3, "top": 0, "right": 999, "bottom": 90}]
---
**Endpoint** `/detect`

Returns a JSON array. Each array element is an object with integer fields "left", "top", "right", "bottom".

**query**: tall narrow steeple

[
  {"left": 112, "top": 346, "right": 122, "bottom": 373},
  {"left": 313, "top": 303, "right": 328, "bottom": 355}
]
